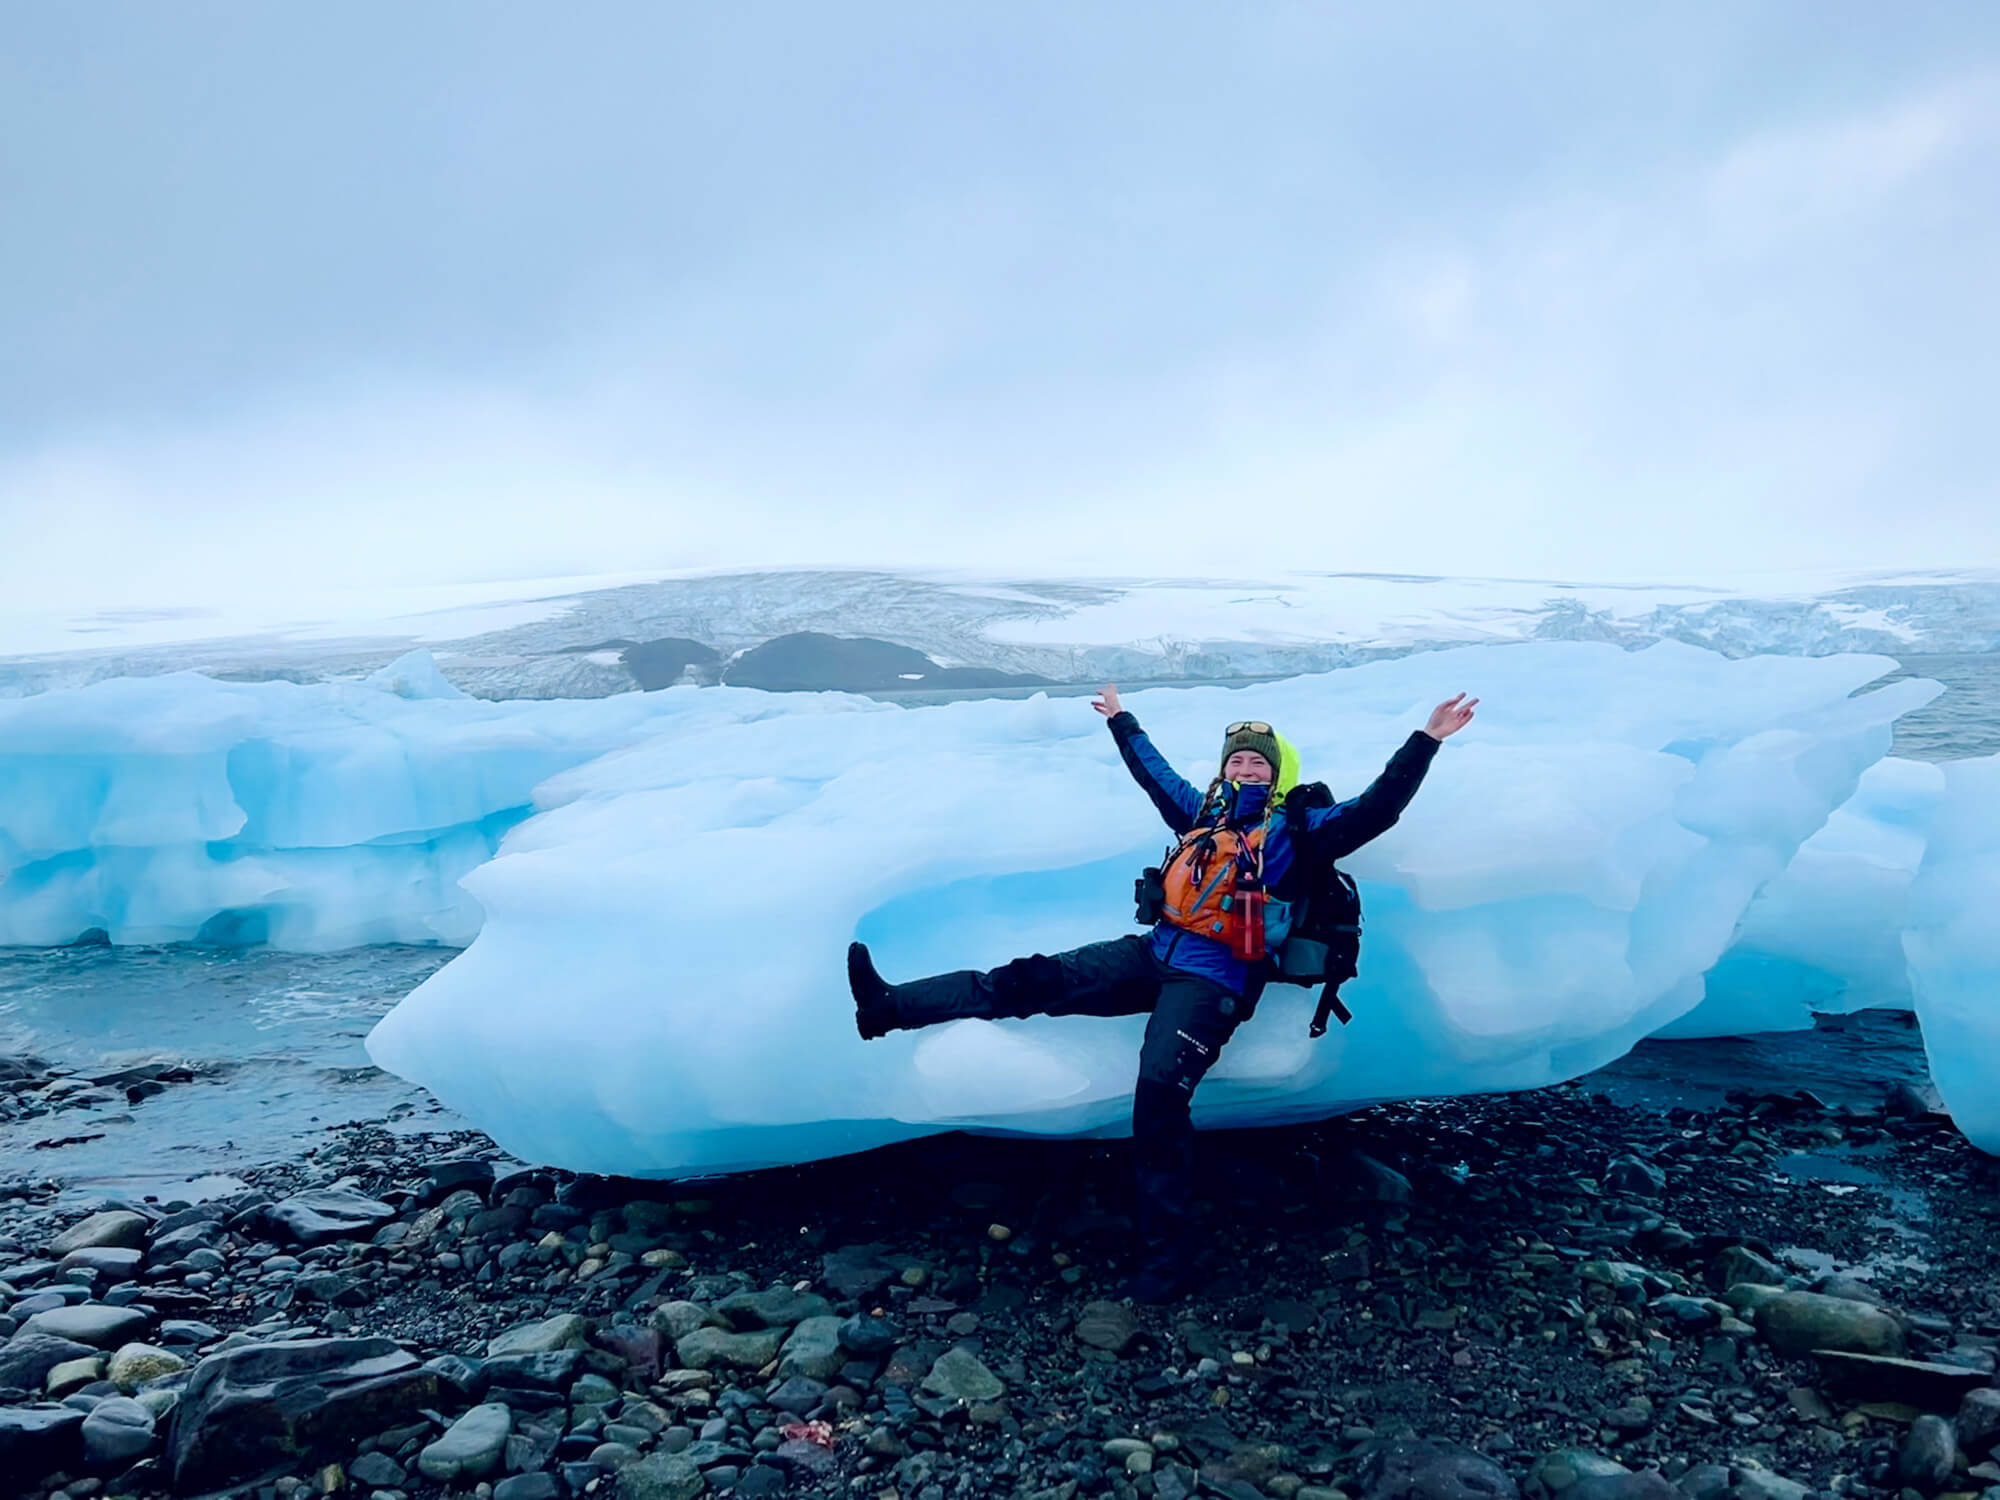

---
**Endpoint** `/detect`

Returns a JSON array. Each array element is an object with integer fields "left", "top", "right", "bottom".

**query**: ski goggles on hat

[{"left": 1226, "top": 721, "right": 1273, "bottom": 736}]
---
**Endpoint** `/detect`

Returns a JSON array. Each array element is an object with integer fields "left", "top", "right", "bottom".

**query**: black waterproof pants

[{"left": 885, "top": 935, "right": 1243, "bottom": 1258}]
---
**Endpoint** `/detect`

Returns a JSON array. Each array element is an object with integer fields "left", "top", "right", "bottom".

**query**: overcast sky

[{"left": 3, "top": 3, "right": 1997, "bottom": 623}]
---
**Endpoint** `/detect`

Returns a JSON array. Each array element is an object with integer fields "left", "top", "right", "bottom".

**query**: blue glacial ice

[
  {"left": 1658, "top": 754, "right": 1942, "bottom": 1038},
  {"left": 0, "top": 664, "right": 799, "bottom": 949},
  {"left": 1904, "top": 753, "right": 2000, "bottom": 1154},
  {"left": 357, "top": 641, "right": 1945, "bottom": 1176}
]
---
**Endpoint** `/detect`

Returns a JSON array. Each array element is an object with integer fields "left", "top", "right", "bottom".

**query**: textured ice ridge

[
  {"left": 362, "top": 641, "right": 1943, "bottom": 1175},
  {"left": 0, "top": 662, "right": 806, "bottom": 949}
]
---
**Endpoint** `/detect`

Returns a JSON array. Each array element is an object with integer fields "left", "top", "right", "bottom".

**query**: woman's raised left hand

[{"left": 1424, "top": 693, "right": 1478, "bottom": 741}]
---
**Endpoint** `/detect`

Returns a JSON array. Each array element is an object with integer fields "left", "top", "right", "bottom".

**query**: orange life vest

[{"left": 1159, "top": 816, "right": 1274, "bottom": 958}]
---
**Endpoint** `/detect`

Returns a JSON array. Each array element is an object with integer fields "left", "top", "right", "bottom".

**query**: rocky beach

[{"left": 4, "top": 1038, "right": 1997, "bottom": 1500}]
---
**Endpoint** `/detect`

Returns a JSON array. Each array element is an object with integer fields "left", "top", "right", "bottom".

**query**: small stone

[
  {"left": 21, "top": 1304, "right": 153, "bottom": 1349},
  {"left": 487, "top": 1314, "right": 588, "bottom": 1357},
  {"left": 1899, "top": 1415, "right": 1958, "bottom": 1493},
  {"left": 418, "top": 1403, "right": 513, "bottom": 1482},
  {"left": 837, "top": 1313, "right": 899, "bottom": 1358},
  {"left": 80, "top": 1396, "right": 156, "bottom": 1466},
  {"left": 714, "top": 1288, "right": 833, "bottom": 1330},
  {"left": 59, "top": 1247, "right": 144, "bottom": 1282},
  {"left": 1603, "top": 1156, "right": 1666, "bottom": 1197},
  {"left": 47, "top": 1352, "right": 108, "bottom": 1395},
  {"left": 777, "top": 1316, "right": 845, "bottom": 1381},
  {"left": 1711, "top": 1246, "right": 1786, "bottom": 1291},
  {"left": 261, "top": 1188, "right": 397, "bottom": 1246},
  {"left": 48, "top": 1212, "right": 152, "bottom": 1257},
  {"left": 494, "top": 1475, "right": 560, "bottom": 1500},
  {"left": 674, "top": 1325, "right": 784, "bottom": 1371},
  {"left": 617, "top": 1451, "right": 705, "bottom": 1499},
  {"left": 347, "top": 1451, "right": 407, "bottom": 1488},
  {"left": 1958, "top": 1387, "right": 2000, "bottom": 1452},
  {"left": 921, "top": 1348, "right": 1004, "bottom": 1403},
  {"left": 107, "top": 1343, "right": 188, "bottom": 1391},
  {"left": 1525, "top": 1449, "right": 1630, "bottom": 1499},
  {"left": 649, "top": 1301, "right": 724, "bottom": 1342},
  {"left": 1729, "top": 1467, "right": 1810, "bottom": 1500},
  {"left": 158, "top": 1319, "right": 222, "bottom": 1346},
  {"left": 1075, "top": 1300, "right": 1140, "bottom": 1354}
]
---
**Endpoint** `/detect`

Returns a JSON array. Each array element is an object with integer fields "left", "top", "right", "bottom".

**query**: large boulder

[
  {"left": 1757, "top": 1292, "right": 1905, "bottom": 1358},
  {"left": 0, "top": 1404, "right": 85, "bottom": 1482},
  {"left": 259, "top": 1188, "right": 397, "bottom": 1246},
  {"left": 20, "top": 1303, "right": 153, "bottom": 1349},
  {"left": 0, "top": 1332, "right": 98, "bottom": 1390},
  {"left": 164, "top": 1337, "right": 437, "bottom": 1492},
  {"left": 48, "top": 1210, "right": 151, "bottom": 1257}
]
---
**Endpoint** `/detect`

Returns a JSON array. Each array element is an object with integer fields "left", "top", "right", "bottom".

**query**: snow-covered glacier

[
  {"left": 1904, "top": 754, "right": 2000, "bottom": 1155},
  {"left": 0, "top": 659, "right": 814, "bottom": 949},
  {"left": 362, "top": 642, "right": 1942, "bottom": 1176}
]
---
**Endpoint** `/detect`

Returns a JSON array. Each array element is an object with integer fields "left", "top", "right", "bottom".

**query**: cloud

[{"left": 1, "top": 27, "right": 1996, "bottom": 625}]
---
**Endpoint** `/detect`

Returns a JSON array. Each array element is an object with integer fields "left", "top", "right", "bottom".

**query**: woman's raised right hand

[{"left": 1092, "top": 684, "right": 1123, "bottom": 718}]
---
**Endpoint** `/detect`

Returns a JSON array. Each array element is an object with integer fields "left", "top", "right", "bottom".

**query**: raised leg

[{"left": 849, "top": 935, "right": 1160, "bottom": 1037}]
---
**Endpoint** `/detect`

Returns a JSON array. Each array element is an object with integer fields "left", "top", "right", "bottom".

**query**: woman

[{"left": 848, "top": 684, "right": 1477, "bottom": 1300}]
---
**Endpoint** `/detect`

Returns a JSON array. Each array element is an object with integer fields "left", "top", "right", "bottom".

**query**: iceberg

[
  {"left": 1904, "top": 753, "right": 2000, "bottom": 1154},
  {"left": 1656, "top": 755, "right": 1943, "bottom": 1037},
  {"left": 0, "top": 668, "right": 807, "bottom": 950},
  {"left": 363, "top": 642, "right": 1941, "bottom": 1177}
]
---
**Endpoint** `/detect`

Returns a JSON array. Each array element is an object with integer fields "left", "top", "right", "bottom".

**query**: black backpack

[{"left": 1274, "top": 781, "right": 1363, "bottom": 1035}]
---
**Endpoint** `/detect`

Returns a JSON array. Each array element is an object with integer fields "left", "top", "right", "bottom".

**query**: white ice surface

[
  {"left": 1903, "top": 754, "right": 2000, "bottom": 1155},
  {"left": 364, "top": 642, "right": 1941, "bottom": 1177}
]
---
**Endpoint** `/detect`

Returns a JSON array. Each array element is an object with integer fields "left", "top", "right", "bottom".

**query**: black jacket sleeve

[{"left": 1296, "top": 730, "right": 1440, "bottom": 861}]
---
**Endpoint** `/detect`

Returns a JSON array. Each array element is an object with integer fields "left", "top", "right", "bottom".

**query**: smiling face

[{"left": 1223, "top": 749, "right": 1275, "bottom": 784}]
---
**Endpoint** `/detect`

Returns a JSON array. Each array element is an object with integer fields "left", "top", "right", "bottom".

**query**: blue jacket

[{"left": 1106, "top": 711, "right": 1439, "bottom": 995}]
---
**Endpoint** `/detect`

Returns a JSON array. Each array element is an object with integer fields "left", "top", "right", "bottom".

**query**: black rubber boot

[{"left": 847, "top": 942, "right": 898, "bottom": 1040}]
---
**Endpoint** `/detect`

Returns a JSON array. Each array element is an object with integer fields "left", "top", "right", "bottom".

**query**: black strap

[{"left": 1308, "top": 983, "right": 1353, "bottom": 1038}]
